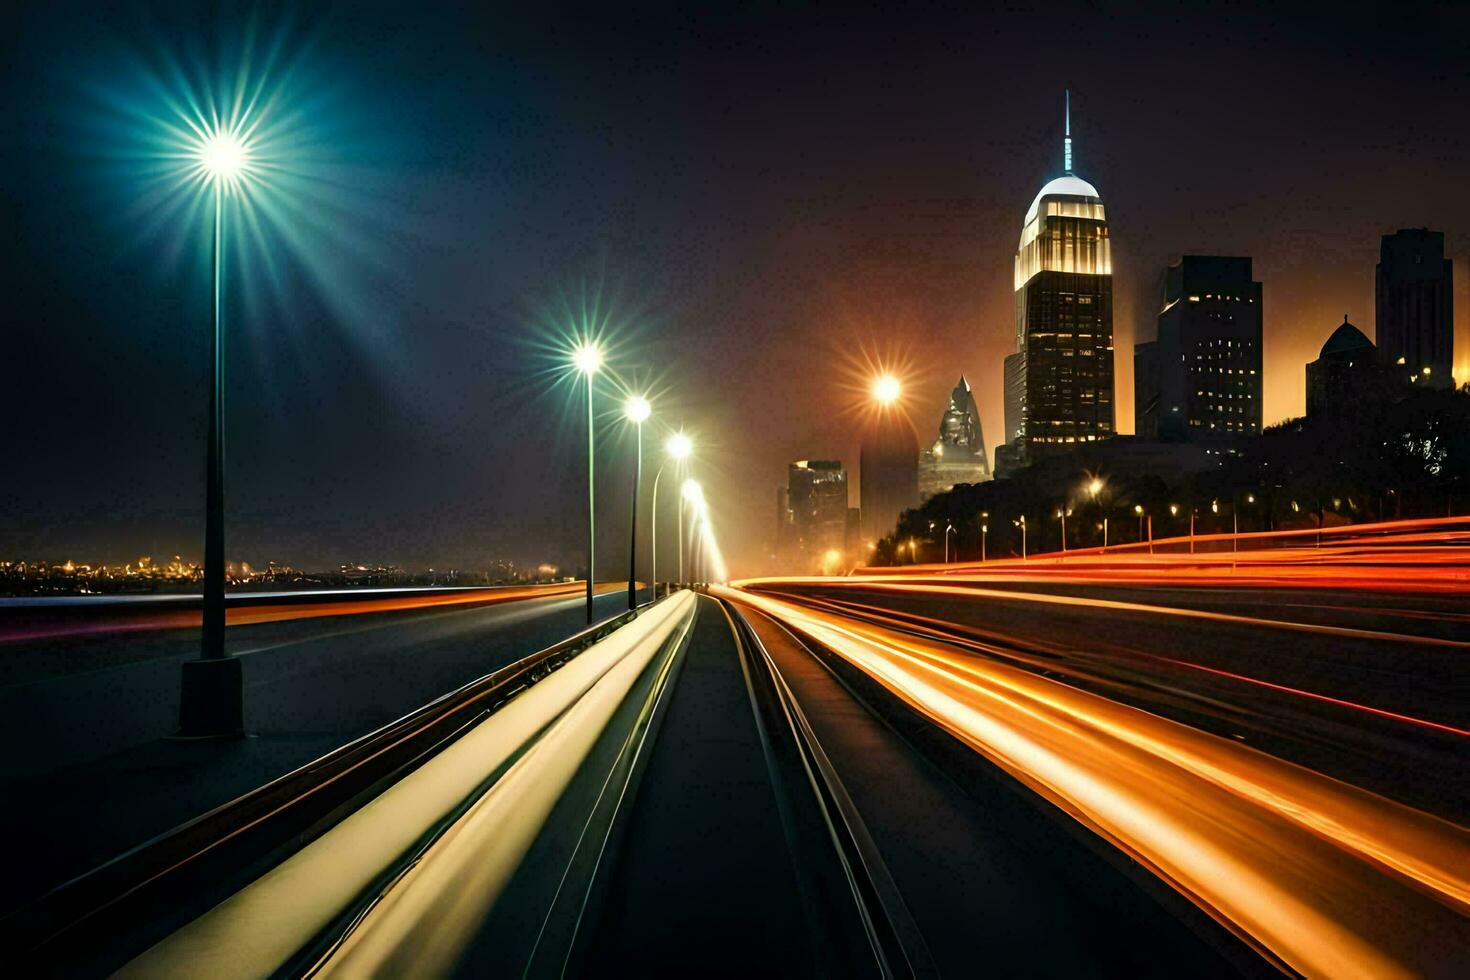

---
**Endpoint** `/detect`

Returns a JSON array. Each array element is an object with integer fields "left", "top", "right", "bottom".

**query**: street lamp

[
  {"left": 1056, "top": 507, "right": 1070, "bottom": 552},
  {"left": 1134, "top": 504, "right": 1145, "bottom": 544},
  {"left": 575, "top": 343, "right": 602, "bottom": 623},
  {"left": 1015, "top": 515, "right": 1027, "bottom": 560},
  {"left": 650, "top": 431, "right": 691, "bottom": 599},
  {"left": 944, "top": 522, "right": 956, "bottom": 562},
  {"left": 872, "top": 373, "right": 902, "bottom": 406},
  {"left": 179, "top": 126, "right": 253, "bottom": 738},
  {"left": 622, "top": 395, "right": 651, "bottom": 610},
  {"left": 980, "top": 511, "right": 989, "bottom": 562}
]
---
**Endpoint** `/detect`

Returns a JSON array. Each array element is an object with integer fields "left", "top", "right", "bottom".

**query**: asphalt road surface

[{"left": 0, "top": 586, "right": 636, "bottom": 915}]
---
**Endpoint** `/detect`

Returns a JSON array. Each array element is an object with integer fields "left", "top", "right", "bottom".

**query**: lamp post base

[{"left": 177, "top": 657, "right": 245, "bottom": 738}]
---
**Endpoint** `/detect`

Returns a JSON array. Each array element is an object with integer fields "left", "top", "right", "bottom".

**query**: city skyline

[{"left": 3, "top": 3, "right": 1467, "bottom": 578}]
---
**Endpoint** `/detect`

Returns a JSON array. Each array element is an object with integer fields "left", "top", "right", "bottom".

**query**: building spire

[{"left": 1063, "top": 89, "right": 1073, "bottom": 175}]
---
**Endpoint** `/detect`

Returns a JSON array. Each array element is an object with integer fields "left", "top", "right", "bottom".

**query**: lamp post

[
  {"left": 680, "top": 479, "right": 702, "bottom": 587},
  {"left": 1134, "top": 504, "right": 1145, "bottom": 545},
  {"left": 650, "top": 431, "right": 691, "bottom": 599},
  {"left": 1086, "top": 476, "right": 1105, "bottom": 552},
  {"left": 980, "top": 511, "right": 989, "bottom": 563},
  {"left": 1056, "top": 508, "right": 1069, "bottom": 552},
  {"left": 179, "top": 128, "right": 252, "bottom": 738},
  {"left": 944, "top": 522, "right": 955, "bottom": 562},
  {"left": 1016, "top": 515, "right": 1027, "bottom": 560},
  {"left": 623, "top": 395, "right": 651, "bottom": 610},
  {"left": 574, "top": 343, "right": 602, "bottom": 623}
]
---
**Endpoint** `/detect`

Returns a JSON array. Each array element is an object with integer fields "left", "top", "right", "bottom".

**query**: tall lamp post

[
  {"left": 623, "top": 395, "right": 651, "bottom": 610},
  {"left": 574, "top": 343, "right": 602, "bottom": 623},
  {"left": 680, "top": 479, "right": 702, "bottom": 587},
  {"left": 1016, "top": 515, "right": 1027, "bottom": 560},
  {"left": 650, "top": 431, "right": 692, "bottom": 599},
  {"left": 980, "top": 511, "right": 989, "bottom": 562},
  {"left": 1056, "top": 507, "right": 1069, "bottom": 552},
  {"left": 179, "top": 129, "right": 252, "bottom": 738},
  {"left": 944, "top": 522, "right": 955, "bottom": 563}
]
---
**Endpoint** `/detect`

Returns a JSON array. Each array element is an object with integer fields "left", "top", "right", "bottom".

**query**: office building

[
  {"left": 1003, "top": 91, "right": 1114, "bottom": 468},
  {"left": 1376, "top": 229, "right": 1454, "bottom": 389},
  {"left": 786, "top": 460, "right": 848, "bottom": 566},
  {"left": 1135, "top": 256, "right": 1263, "bottom": 441}
]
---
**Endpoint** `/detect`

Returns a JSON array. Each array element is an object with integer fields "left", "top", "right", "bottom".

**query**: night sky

[{"left": 4, "top": 2, "right": 1468, "bottom": 577}]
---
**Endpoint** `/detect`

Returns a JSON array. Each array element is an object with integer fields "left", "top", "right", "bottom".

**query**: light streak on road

[
  {"left": 725, "top": 587, "right": 1470, "bottom": 978},
  {"left": 820, "top": 516, "right": 1470, "bottom": 595},
  {"left": 117, "top": 593, "right": 697, "bottom": 979},
  {"left": 0, "top": 581, "right": 622, "bottom": 645}
]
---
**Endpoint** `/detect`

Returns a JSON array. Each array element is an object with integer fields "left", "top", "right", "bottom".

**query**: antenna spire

[{"left": 1064, "top": 89, "right": 1073, "bottom": 175}]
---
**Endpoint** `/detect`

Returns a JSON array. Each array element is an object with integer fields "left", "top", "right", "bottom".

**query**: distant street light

[
  {"left": 1056, "top": 507, "right": 1069, "bottom": 552},
  {"left": 575, "top": 343, "right": 602, "bottom": 623},
  {"left": 944, "top": 522, "right": 956, "bottom": 562},
  {"left": 1134, "top": 504, "right": 1145, "bottom": 543},
  {"left": 623, "top": 395, "right": 651, "bottom": 610},
  {"left": 980, "top": 511, "right": 989, "bottom": 563},
  {"left": 650, "top": 431, "right": 691, "bottom": 599},
  {"left": 179, "top": 126, "right": 254, "bottom": 738},
  {"left": 1015, "top": 515, "right": 1027, "bottom": 560}
]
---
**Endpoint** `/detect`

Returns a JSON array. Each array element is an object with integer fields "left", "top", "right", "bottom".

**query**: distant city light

[
  {"left": 623, "top": 394, "right": 651, "bottom": 423},
  {"left": 871, "top": 373, "right": 902, "bottom": 406},
  {"left": 1087, "top": 477, "right": 1104, "bottom": 497}
]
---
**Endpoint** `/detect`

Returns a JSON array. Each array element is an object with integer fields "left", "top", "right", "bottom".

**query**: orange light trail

[
  {"left": 722, "top": 586, "right": 1470, "bottom": 978},
  {"left": 0, "top": 582, "right": 623, "bottom": 645}
]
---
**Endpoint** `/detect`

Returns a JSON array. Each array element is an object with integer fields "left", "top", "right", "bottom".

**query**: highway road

[
  {"left": 0, "top": 583, "right": 639, "bottom": 916},
  {"left": 11, "top": 530, "right": 1468, "bottom": 976}
]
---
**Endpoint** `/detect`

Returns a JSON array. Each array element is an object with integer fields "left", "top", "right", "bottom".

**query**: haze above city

[{"left": 3, "top": 2, "right": 1466, "bottom": 576}]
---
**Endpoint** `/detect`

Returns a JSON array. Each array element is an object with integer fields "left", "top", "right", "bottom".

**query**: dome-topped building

[
  {"left": 1306, "top": 315, "right": 1386, "bottom": 417},
  {"left": 999, "top": 91, "right": 1115, "bottom": 474}
]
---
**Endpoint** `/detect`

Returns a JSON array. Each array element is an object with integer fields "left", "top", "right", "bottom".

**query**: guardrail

[{"left": 2, "top": 603, "right": 649, "bottom": 972}]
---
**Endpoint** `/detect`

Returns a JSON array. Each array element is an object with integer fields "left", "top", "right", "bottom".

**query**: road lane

[
  {"left": 729, "top": 588, "right": 1470, "bottom": 978},
  {"left": 0, "top": 589, "right": 632, "bottom": 916},
  {"left": 745, "top": 580, "right": 1470, "bottom": 824}
]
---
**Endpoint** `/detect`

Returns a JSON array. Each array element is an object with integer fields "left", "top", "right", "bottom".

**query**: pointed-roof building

[
  {"left": 919, "top": 376, "right": 992, "bottom": 501},
  {"left": 1001, "top": 91, "right": 1115, "bottom": 472}
]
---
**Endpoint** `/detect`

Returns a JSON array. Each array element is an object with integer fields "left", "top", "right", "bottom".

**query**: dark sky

[{"left": 3, "top": 2, "right": 1468, "bottom": 577}]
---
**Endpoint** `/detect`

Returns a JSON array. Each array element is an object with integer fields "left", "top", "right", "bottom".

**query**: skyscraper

[
  {"left": 786, "top": 460, "right": 848, "bottom": 567},
  {"left": 1004, "top": 91, "right": 1114, "bottom": 467},
  {"left": 918, "top": 376, "right": 991, "bottom": 500},
  {"left": 1376, "top": 229, "right": 1454, "bottom": 389},
  {"left": 1135, "top": 256, "right": 1263, "bottom": 441}
]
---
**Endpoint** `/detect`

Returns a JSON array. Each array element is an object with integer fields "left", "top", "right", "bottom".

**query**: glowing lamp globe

[
  {"left": 624, "top": 395, "right": 652, "bottom": 424},
  {"left": 197, "top": 130, "right": 250, "bottom": 183},
  {"left": 871, "top": 374, "right": 901, "bottom": 406},
  {"left": 572, "top": 343, "right": 603, "bottom": 376},
  {"left": 666, "top": 432, "right": 693, "bottom": 459}
]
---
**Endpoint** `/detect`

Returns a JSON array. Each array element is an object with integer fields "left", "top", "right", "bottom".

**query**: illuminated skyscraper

[
  {"left": 1003, "top": 91, "right": 1114, "bottom": 467},
  {"left": 1376, "top": 229, "right": 1454, "bottom": 388}
]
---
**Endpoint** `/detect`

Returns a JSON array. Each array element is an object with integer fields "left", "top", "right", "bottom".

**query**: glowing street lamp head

[
  {"left": 196, "top": 128, "right": 251, "bottom": 184},
  {"left": 871, "top": 373, "right": 902, "bottom": 406},
  {"left": 1086, "top": 477, "right": 1104, "bottom": 498},
  {"left": 681, "top": 478, "right": 702, "bottom": 503},
  {"left": 666, "top": 432, "right": 693, "bottom": 460},
  {"left": 624, "top": 395, "right": 651, "bottom": 424},
  {"left": 572, "top": 343, "right": 602, "bottom": 376}
]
